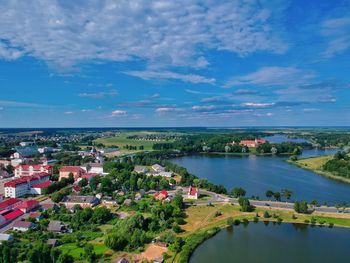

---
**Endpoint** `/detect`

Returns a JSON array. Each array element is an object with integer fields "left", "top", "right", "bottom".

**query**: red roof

[
  {"left": 189, "top": 186, "right": 198, "bottom": 196},
  {"left": 15, "top": 164, "right": 52, "bottom": 171},
  {"left": 13, "top": 220, "right": 33, "bottom": 228},
  {"left": 4, "top": 209, "right": 24, "bottom": 221},
  {"left": 59, "top": 166, "right": 84, "bottom": 173},
  {"left": 0, "top": 198, "right": 22, "bottom": 210},
  {"left": 29, "top": 212, "right": 42, "bottom": 219},
  {"left": 17, "top": 200, "right": 39, "bottom": 209},
  {"left": 4, "top": 173, "right": 50, "bottom": 188},
  {"left": 154, "top": 190, "right": 168, "bottom": 198},
  {"left": 32, "top": 181, "right": 52, "bottom": 188},
  {"left": 72, "top": 185, "right": 82, "bottom": 192},
  {"left": 80, "top": 173, "right": 99, "bottom": 179}
]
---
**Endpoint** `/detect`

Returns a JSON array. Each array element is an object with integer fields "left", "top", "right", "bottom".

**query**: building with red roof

[
  {"left": 154, "top": 190, "right": 169, "bottom": 200},
  {"left": 239, "top": 139, "right": 267, "bottom": 148},
  {"left": 187, "top": 186, "right": 199, "bottom": 199},
  {"left": 4, "top": 173, "right": 50, "bottom": 197},
  {"left": 59, "top": 166, "right": 85, "bottom": 181},
  {"left": 3, "top": 209, "right": 24, "bottom": 221},
  {"left": 31, "top": 181, "right": 52, "bottom": 195},
  {"left": 0, "top": 198, "right": 22, "bottom": 211},
  {"left": 13, "top": 220, "right": 34, "bottom": 231},
  {"left": 14, "top": 164, "right": 52, "bottom": 177},
  {"left": 17, "top": 200, "right": 39, "bottom": 213}
]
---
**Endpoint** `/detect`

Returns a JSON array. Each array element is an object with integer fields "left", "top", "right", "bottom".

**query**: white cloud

[
  {"left": 126, "top": 70, "right": 216, "bottom": 84},
  {"left": 0, "top": 100, "right": 48, "bottom": 108},
  {"left": 0, "top": 0, "right": 287, "bottom": 70},
  {"left": 111, "top": 110, "right": 127, "bottom": 117},
  {"left": 303, "top": 108, "right": 320, "bottom": 112},
  {"left": 155, "top": 107, "right": 181, "bottom": 113},
  {"left": 64, "top": 111, "right": 74, "bottom": 115},
  {"left": 321, "top": 17, "right": 350, "bottom": 58},
  {"left": 78, "top": 90, "right": 118, "bottom": 98},
  {"left": 225, "top": 67, "right": 315, "bottom": 87},
  {"left": 241, "top": 102, "right": 275, "bottom": 108}
]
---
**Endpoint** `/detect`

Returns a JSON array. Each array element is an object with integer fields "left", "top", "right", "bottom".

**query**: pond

[
  {"left": 172, "top": 149, "right": 350, "bottom": 204},
  {"left": 190, "top": 222, "right": 350, "bottom": 263}
]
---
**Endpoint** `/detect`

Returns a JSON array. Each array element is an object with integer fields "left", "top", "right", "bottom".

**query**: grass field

[
  {"left": 94, "top": 131, "right": 178, "bottom": 153},
  {"left": 289, "top": 155, "right": 350, "bottom": 184}
]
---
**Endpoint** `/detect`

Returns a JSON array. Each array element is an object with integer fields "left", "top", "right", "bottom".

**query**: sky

[{"left": 0, "top": 0, "right": 350, "bottom": 127}]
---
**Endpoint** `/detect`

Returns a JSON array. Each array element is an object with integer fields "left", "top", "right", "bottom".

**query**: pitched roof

[
  {"left": 189, "top": 186, "right": 198, "bottom": 196},
  {"left": 47, "top": 220, "right": 63, "bottom": 232},
  {"left": 29, "top": 212, "right": 42, "bottom": 219},
  {"left": 4, "top": 210, "right": 24, "bottom": 221},
  {"left": 62, "top": 195, "right": 97, "bottom": 204},
  {"left": 17, "top": 200, "right": 39, "bottom": 209},
  {"left": 59, "top": 166, "right": 84, "bottom": 173},
  {"left": 15, "top": 164, "right": 52, "bottom": 171},
  {"left": 4, "top": 173, "right": 50, "bottom": 187},
  {"left": 32, "top": 181, "right": 52, "bottom": 188},
  {"left": 0, "top": 198, "right": 21, "bottom": 210},
  {"left": 13, "top": 220, "right": 33, "bottom": 229},
  {"left": 155, "top": 190, "right": 168, "bottom": 198},
  {"left": 80, "top": 173, "right": 99, "bottom": 179}
]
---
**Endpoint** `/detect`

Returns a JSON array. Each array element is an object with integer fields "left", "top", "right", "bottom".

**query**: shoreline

[{"left": 287, "top": 157, "right": 350, "bottom": 185}]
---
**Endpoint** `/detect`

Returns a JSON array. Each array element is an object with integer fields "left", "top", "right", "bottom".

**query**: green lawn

[{"left": 94, "top": 131, "right": 177, "bottom": 152}]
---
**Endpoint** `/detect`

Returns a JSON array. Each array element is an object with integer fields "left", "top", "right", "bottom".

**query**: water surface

[
  {"left": 172, "top": 149, "right": 350, "bottom": 204},
  {"left": 190, "top": 223, "right": 350, "bottom": 263}
]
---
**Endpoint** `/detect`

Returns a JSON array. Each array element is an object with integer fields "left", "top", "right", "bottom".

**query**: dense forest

[{"left": 323, "top": 151, "right": 350, "bottom": 178}]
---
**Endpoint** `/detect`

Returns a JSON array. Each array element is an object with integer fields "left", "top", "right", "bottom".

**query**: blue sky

[{"left": 0, "top": 0, "right": 350, "bottom": 127}]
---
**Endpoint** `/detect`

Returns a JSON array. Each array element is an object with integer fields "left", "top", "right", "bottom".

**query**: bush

[{"left": 263, "top": 211, "right": 270, "bottom": 218}]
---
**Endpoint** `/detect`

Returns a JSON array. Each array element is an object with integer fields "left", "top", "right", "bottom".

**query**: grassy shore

[
  {"left": 165, "top": 203, "right": 350, "bottom": 262},
  {"left": 288, "top": 155, "right": 350, "bottom": 184}
]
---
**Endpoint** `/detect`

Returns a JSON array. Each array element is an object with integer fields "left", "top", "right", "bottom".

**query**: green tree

[
  {"left": 294, "top": 201, "right": 308, "bottom": 214},
  {"left": 238, "top": 197, "right": 252, "bottom": 212},
  {"left": 265, "top": 190, "right": 274, "bottom": 199},
  {"left": 230, "top": 187, "right": 246, "bottom": 198}
]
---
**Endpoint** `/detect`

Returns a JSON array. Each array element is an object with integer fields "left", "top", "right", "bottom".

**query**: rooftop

[
  {"left": 13, "top": 220, "right": 33, "bottom": 229},
  {"left": 32, "top": 181, "right": 52, "bottom": 188},
  {"left": 0, "top": 198, "right": 21, "bottom": 210}
]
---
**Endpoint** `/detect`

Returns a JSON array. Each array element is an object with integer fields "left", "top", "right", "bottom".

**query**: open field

[
  {"left": 289, "top": 155, "right": 350, "bottom": 184},
  {"left": 94, "top": 131, "right": 179, "bottom": 153}
]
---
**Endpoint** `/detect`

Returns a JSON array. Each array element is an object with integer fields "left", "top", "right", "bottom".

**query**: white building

[
  {"left": 187, "top": 186, "right": 199, "bottom": 199},
  {"left": 159, "top": 171, "right": 173, "bottom": 177},
  {"left": 151, "top": 164, "right": 165, "bottom": 173},
  {"left": 4, "top": 173, "right": 50, "bottom": 198},
  {"left": 14, "top": 164, "right": 52, "bottom": 177}
]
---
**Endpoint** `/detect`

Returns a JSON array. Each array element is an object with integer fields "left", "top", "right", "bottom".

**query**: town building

[
  {"left": 13, "top": 221, "right": 34, "bottom": 232},
  {"left": 0, "top": 198, "right": 22, "bottom": 211},
  {"left": 239, "top": 139, "right": 267, "bottom": 147},
  {"left": 47, "top": 220, "right": 65, "bottom": 233},
  {"left": 151, "top": 164, "right": 166, "bottom": 173},
  {"left": 187, "top": 186, "right": 199, "bottom": 199},
  {"left": 82, "top": 163, "right": 104, "bottom": 174},
  {"left": 4, "top": 173, "right": 50, "bottom": 198},
  {"left": 59, "top": 166, "right": 85, "bottom": 181},
  {"left": 31, "top": 181, "right": 52, "bottom": 195},
  {"left": 154, "top": 190, "right": 169, "bottom": 200},
  {"left": 28, "top": 212, "right": 43, "bottom": 221},
  {"left": 61, "top": 195, "right": 100, "bottom": 209},
  {"left": 14, "top": 164, "right": 52, "bottom": 177},
  {"left": 17, "top": 200, "right": 39, "bottom": 213},
  {"left": 3, "top": 209, "right": 24, "bottom": 222}
]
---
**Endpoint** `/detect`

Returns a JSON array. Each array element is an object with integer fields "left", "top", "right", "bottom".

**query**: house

[
  {"left": 77, "top": 173, "right": 99, "bottom": 182},
  {"left": 0, "top": 198, "right": 22, "bottom": 211},
  {"left": 154, "top": 190, "right": 168, "bottom": 200},
  {"left": 187, "top": 186, "right": 199, "bottom": 199},
  {"left": 14, "top": 164, "right": 52, "bottom": 177},
  {"left": 72, "top": 185, "right": 82, "bottom": 193},
  {"left": 17, "top": 199, "right": 40, "bottom": 213},
  {"left": 41, "top": 202, "right": 59, "bottom": 212},
  {"left": 4, "top": 173, "right": 50, "bottom": 197},
  {"left": 47, "top": 220, "right": 64, "bottom": 233},
  {"left": 47, "top": 238, "right": 58, "bottom": 247},
  {"left": 61, "top": 195, "right": 100, "bottom": 209},
  {"left": 82, "top": 163, "right": 104, "bottom": 174},
  {"left": 0, "top": 234, "right": 13, "bottom": 243},
  {"left": 59, "top": 166, "right": 85, "bottom": 181},
  {"left": 134, "top": 165, "right": 148, "bottom": 174},
  {"left": 31, "top": 181, "right": 52, "bottom": 195},
  {"left": 13, "top": 220, "right": 34, "bottom": 231},
  {"left": 159, "top": 171, "right": 173, "bottom": 177},
  {"left": 28, "top": 212, "right": 43, "bottom": 221},
  {"left": 101, "top": 199, "right": 117, "bottom": 208},
  {"left": 151, "top": 164, "right": 165, "bottom": 173},
  {"left": 239, "top": 139, "right": 267, "bottom": 148},
  {"left": 3, "top": 209, "right": 24, "bottom": 222}
]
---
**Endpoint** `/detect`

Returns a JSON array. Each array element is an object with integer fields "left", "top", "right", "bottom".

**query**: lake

[
  {"left": 172, "top": 149, "right": 350, "bottom": 204},
  {"left": 190, "top": 222, "right": 350, "bottom": 263}
]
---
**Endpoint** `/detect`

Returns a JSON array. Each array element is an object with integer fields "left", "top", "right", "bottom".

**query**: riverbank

[
  {"left": 165, "top": 203, "right": 350, "bottom": 263},
  {"left": 287, "top": 155, "right": 350, "bottom": 184}
]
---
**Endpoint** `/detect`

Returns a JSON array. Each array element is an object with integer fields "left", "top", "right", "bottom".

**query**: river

[
  {"left": 172, "top": 148, "right": 350, "bottom": 204},
  {"left": 189, "top": 222, "right": 350, "bottom": 263}
]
